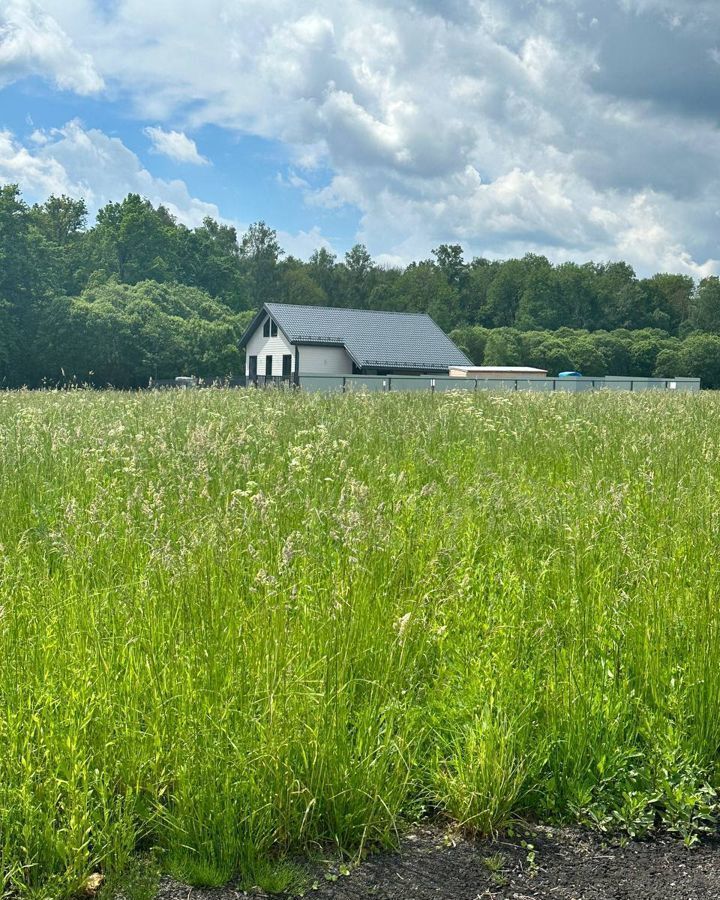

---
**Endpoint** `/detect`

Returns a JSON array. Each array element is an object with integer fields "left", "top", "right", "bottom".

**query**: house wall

[
  {"left": 245, "top": 317, "right": 295, "bottom": 377},
  {"left": 298, "top": 345, "right": 354, "bottom": 375}
]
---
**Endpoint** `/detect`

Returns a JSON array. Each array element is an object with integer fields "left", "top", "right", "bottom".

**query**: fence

[
  {"left": 298, "top": 374, "right": 702, "bottom": 393},
  {"left": 148, "top": 374, "right": 701, "bottom": 393}
]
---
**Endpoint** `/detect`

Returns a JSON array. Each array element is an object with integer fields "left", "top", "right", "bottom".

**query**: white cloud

[
  {"left": 277, "top": 225, "right": 335, "bottom": 259},
  {"left": 0, "top": 121, "right": 218, "bottom": 226},
  {"left": 0, "top": 120, "right": 341, "bottom": 256},
  {"left": 144, "top": 126, "right": 209, "bottom": 165},
  {"left": 0, "top": 0, "right": 103, "bottom": 94},
  {"left": 10, "top": 0, "right": 720, "bottom": 274}
]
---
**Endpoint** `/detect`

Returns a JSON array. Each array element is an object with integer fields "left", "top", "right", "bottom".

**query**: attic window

[{"left": 263, "top": 318, "right": 278, "bottom": 338}]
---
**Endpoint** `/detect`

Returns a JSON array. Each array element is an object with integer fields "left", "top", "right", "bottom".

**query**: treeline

[
  {"left": 2, "top": 184, "right": 720, "bottom": 387},
  {"left": 449, "top": 326, "right": 720, "bottom": 387}
]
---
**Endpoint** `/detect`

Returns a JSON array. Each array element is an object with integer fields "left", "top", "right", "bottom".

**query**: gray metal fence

[
  {"left": 299, "top": 374, "right": 701, "bottom": 393},
  {"left": 148, "top": 373, "right": 702, "bottom": 393}
]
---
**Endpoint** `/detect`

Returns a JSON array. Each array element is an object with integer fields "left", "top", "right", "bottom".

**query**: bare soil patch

[{"left": 155, "top": 824, "right": 720, "bottom": 900}]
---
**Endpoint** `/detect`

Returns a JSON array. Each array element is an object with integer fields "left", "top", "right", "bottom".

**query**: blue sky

[
  {"left": 1, "top": 0, "right": 719, "bottom": 274},
  {"left": 0, "top": 72, "right": 361, "bottom": 256}
]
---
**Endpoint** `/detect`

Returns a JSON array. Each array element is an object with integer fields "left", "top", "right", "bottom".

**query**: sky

[{"left": 0, "top": 0, "right": 719, "bottom": 275}]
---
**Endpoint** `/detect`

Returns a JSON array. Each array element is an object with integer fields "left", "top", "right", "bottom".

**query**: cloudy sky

[{"left": 0, "top": 0, "right": 718, "bottom": 274}]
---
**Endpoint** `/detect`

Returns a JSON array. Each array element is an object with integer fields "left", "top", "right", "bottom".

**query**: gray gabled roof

[{"left": 240, "top": 303, "right": 471, "bottom": 371}]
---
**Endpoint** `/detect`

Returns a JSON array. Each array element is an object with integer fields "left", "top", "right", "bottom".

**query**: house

[
  {"left": 449, "top": 366, "right": 548, "bottom": 379},
  {"left": 240, "top": 303, "right": 472, "bottom": 382}
]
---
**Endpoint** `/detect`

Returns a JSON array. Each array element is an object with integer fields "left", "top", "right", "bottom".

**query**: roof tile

[{"left": 264, "top": 303, "right": 471, "bottom": 370}]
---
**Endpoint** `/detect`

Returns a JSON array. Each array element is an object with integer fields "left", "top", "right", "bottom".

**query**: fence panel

[
  {"left": 343, "top": 375, "right": 388, "bottom": 392},
  {"left": 671, "top": 379, "right": 701, "bottom": 392},
  {"left": 525, "top": 379, "right": 555, "bottom": 392},
  {"left": 389, "top": 375, "right": 435, "bottom": 392},
  {"left": 476, "top": 378, "right": 518, "bottom": 391},
  {"left": 433, "top": 377, "right": 477, "bottom": 392},
  {"left": 554, "top": 378, "right": 595, "bottom": 392},
  {"left": 299, "top": 375, "right": 345, "bottom": 392}
]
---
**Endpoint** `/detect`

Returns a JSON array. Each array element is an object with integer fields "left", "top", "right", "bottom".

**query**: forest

[{"left": 2, "top": 183, "right": 720, "bottom": 388}]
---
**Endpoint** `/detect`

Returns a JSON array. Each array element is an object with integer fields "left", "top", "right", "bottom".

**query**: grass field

[{"left": 2, "top": 388, "right": 720, "bottom": 898}]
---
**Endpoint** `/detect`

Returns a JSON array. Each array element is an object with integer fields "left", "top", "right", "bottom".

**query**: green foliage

[
  {"left": 690, "top": 277, "right": 720, "bottom": 333},
  {"left": 35, "top": 281, "right": 246, "bottom": 386},
  {"left": 666, "top": 333, "right": 720, "bottom": 389},
  {"left": 0, "top": 183, "right": 717, "bottom": 386},
  {"left": 240, "top": 220, "right": 284, "bottom": 308}
]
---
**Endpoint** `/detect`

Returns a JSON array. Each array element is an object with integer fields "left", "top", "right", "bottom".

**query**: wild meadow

[{"left": 1, "top": 388, "right": 720, "bottom": 897}]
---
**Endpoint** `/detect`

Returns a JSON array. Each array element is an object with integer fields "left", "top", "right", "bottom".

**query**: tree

[
  {"left": 482, "top": 258, "right": 528, "bottom": 327},
  {"left": 30, "top": 195, "right": 87, "bottom": 245},
  {"left": 342, "top": 244, "right": 374, "bottom": 308},
  {"left": 653, "top": 348, "right": 683, "bottom": 378},
  {"left": 35, "top": 281, "right": 246, "bottom": 387},
  {"left": 522, "top": 334, "right": 573, "bottom": 375},
  {"left": 30, "top": 195, "right": 89, "bottom": 296},
  {"left": 432, "top": 244, "right": 466, "bottom": 289},
  {"left": 308, "top": 248, "right": 339, "bottom": 304},
  {"left": 0, "top": 300, "right": 20, "bottom": 385},
  {"left": 448, "top": 325, "right": 490, "bottom": 364},
  {"left": 675, "top": 333, "right": 720, "bottom": 389},
  {"left": 568, "top": 337, "right": 609, "bottom": 377},
  {"left": 554, "top": 262, "right": 601, "bottom": 330},
  {"left": 592, "top": 331, "right": 633, "bottom": 375},
  {"left": 0, "top": 184, "right": 50, "bottom": 384},
  {"left": 641, "top": 273, "right": 694, "bottom": 334},
  {"left": 391, "top": 261, "right": 458, "bottom": 329},
  {"left": 691, "top": 277, "right": 720, "bottom": 334},
  {"left": 629, "top": 336, "right": 674, "bottom": 377},
  {"left": 462, "top": 258, "right": 500, "bottom": 324},
  {"left": 92, "top": 194, "right": 181, "bottom": 284},
  {"left": 239, "top": 221, "right": 283, "bottom": 307},
  {"left": 179, "top": 217, "right": 247, "bottom": 308},
  {"left": 594, "top": 262, "right": 649, "bottom": 330},
  {"left": 279, "top": 258, "right": 327, "bottom": 306},
  {"left": 515, "top": 256, "right": 557, "bottom": 330},
  {"left": 482, "top": 329, "right": 522, "bottom": 366}
]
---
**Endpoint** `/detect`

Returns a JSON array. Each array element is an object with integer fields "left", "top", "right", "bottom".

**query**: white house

[{"left": 240, "top": 302, "right": 472, "bottom": 382}]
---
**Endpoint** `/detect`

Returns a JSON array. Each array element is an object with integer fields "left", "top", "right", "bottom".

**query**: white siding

[
  {"left": 298, "top": 345, "right": 353, "bottom": 375},
  {"left": 245, "top": 317, "right": 295, "bottom": 377}
]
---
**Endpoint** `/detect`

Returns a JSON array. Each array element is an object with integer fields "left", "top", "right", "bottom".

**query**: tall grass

[{"left": 1, "top": 388, "right": 720, "bottom": 896}]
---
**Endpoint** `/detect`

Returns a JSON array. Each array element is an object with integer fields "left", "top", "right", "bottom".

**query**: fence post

[{"left": 342, "top": 377, "right": 346, "bottom": 393}]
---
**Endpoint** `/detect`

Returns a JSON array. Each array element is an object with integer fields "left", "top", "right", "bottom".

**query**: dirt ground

[{"left": 154, "top": 824, "right": 720, "bottom": 900}]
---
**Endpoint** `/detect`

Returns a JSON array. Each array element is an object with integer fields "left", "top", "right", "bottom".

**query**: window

[
  {"left": 262, "top": 317, "right": 278, "bottom": 338},
  {"left": 282, "top": 354, "right": 292, "bottom": 381},
  {"left": 248, "top": 355, "right": 258, "bottom": 382},
  {"left": 265, "top": 355, "right": 273, "bottom": 378}
]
